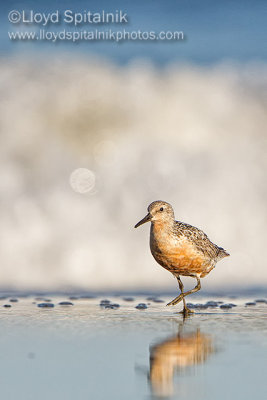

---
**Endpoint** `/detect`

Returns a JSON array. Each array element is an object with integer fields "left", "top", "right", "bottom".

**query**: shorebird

[{"left": 135, "top": 201, "right": 229, "bottom": 314}]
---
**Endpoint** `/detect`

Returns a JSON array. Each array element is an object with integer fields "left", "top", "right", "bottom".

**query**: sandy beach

[{"left": 1, "top": 293, "right": 267, "bottom": 400}]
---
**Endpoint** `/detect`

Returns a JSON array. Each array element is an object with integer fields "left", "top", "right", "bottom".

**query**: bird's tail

[{"left": 217, "top": 247, "right": 230, "bottom": 260}]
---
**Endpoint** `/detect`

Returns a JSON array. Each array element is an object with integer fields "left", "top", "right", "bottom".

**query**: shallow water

[{"left": 0, "top": 294, "right": 267, "bottom": 399}]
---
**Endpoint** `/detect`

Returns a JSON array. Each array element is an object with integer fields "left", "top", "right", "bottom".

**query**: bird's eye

[{"left": 159, "top": 207, "right": 164, "bottom": 212}]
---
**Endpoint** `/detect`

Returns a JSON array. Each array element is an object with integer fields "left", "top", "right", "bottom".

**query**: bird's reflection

[{"left": 149, "top": 321, "right": 214, "bottom": 397}]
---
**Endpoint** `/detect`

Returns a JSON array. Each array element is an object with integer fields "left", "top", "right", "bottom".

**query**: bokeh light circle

[{"left": 69, "top": 168, "right": 96, "bottom": 194}]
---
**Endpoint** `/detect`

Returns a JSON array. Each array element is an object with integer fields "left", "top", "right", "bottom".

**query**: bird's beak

[{"left": 134, "top": 213, "right": 152, "bottom": 228}]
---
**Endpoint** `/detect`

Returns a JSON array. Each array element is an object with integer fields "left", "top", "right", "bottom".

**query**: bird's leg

[
  {"left": 176, "top": 276, "right": 194, "bottom": 315},
  {"left": 176, "top": 276, "right": 188, "bottom": 311},
  {"left": 167, "top": 277, "right": 201, "bottom": 307},
  {"left": 166, "top": 277, "right": 185, "bottom": 306}
]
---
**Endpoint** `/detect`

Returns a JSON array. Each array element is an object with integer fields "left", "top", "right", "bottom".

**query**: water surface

[{"left": 0, "top": 294, "right": 266, "bottom": 399}]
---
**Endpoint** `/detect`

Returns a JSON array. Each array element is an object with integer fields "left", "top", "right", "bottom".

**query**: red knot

[{"left": 135, "top": 201, "right": 229, "bottom": 315}]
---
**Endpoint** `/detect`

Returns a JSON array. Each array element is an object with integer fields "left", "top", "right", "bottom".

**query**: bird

[{"left": 134, "top": 200, "right": 229, "bottom": 314}]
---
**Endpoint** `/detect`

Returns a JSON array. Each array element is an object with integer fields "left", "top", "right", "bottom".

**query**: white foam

[{"left": 0, "top": 56, "right": 267, "bottom": 290}]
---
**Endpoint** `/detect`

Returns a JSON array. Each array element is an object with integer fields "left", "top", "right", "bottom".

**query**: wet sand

[{"left": 0, "top": 294, "right": 267, "bottom": 399}]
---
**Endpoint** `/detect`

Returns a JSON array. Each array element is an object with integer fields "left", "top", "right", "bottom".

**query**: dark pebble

[
  {"left": 220, "top": 304, "right": 233, "bottom": 309},
  {"left": 111, "top": 303, "right": 120, "bottom": 308},
  {"left": 3, "top": 304, "right": 11, "bottom": 308},
  {"left": 69, "top": 296, "right": 79, "bottom": 300},
  {"left": 100, "top": 299, "right": 111, "bottom": 306},
  {"left": 245, "top": 302, "right": 256, "bottom": 306},
  {"left": 205, "top": 301, "right": 219, "bottom": 307},
  {"left": 194, "top": 303, "right": 208, "bottom": 309},
  {"left": 123, "top": 297, "right": 135, "bottom": 302},
  {"left": 9, "top": 298, "right": 18, "bottom": 303},
  {"left": 135, "top": 303, "right": 148, "bottom": 310},
  {"left": 229, "top": 303, "right": 237, "bottom": 307},
  {"left": 80, "top": 295, "right": 96, "bottom": 299},
  {"left": 104, "top": 303, "right": 120, "bottom": 309},
  {"left": 217, "top": 301, "right": 224, "bottom": 304},
  {"left": 37, "top": 303, "right": 54, "bottom": 308},
  {"left": 146, "top": 296, "right": 157, "bottom": 301},
  {"left": 58, "top": 301, "right": 73, "bottom": 306},
  {"left": 152, "top": 298, "right": 165, "bottom": 303},
  {"left": 187, "top": 303, "right": 196, "bottom": 309},
  {"left": 255, "top": 299, "right": 267, "bottom": 303}
]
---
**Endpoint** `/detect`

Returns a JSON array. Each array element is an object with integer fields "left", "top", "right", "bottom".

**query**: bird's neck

[{"left": 151, "top": 219, "right": 174, "bottom": 235}]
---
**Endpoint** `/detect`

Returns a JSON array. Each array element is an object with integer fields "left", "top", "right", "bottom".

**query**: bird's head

[{"left": 134, "top": 201, "right": 175, "bottom": 228}]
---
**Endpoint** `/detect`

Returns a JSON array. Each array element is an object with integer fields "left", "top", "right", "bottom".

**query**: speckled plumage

[{"left": 135, "top": 200, "right": 230, "bottom": 313}]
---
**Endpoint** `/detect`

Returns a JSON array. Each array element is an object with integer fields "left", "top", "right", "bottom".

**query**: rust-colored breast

[{"left": 150, "top": 222, "right": 213, "bottom": 277}]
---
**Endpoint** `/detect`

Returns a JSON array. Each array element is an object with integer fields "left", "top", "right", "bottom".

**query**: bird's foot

[
  {"left": 166, "top": 294, "right": 184, "bottom": 306},
  {"left": 180, "top": 307, "right": 194, "bottom": 315}
]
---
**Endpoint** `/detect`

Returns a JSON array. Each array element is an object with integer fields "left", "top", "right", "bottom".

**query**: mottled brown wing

[{"left": 174, "top": 221, "right": 228, "bottom": 260}]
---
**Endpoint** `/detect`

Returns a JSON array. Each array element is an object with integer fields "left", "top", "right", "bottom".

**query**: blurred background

[{"left": 0, "top": 0, "right": 266, "bottom": 292}]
